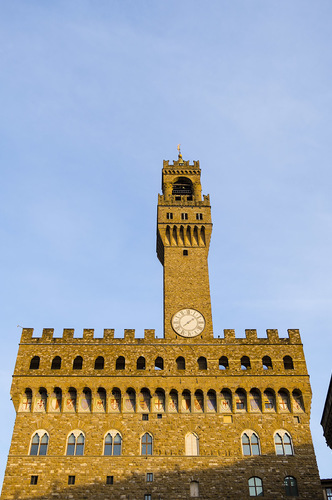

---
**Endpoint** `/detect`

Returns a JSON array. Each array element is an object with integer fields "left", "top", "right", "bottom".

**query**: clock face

[{"left": 172, "top": 309, "right": 205, "bottom": 337}]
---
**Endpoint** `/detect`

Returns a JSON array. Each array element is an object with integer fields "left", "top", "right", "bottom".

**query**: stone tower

[{"left": 1, "top": 154, "right": 323, "bottom": 499}]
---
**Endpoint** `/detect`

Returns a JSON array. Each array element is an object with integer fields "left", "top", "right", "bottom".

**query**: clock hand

[{"left": 183, "top": 318, "right": 195, "bottom": 326}]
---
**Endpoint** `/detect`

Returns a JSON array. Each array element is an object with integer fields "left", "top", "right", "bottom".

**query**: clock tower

[{"left": 157, "top": 151, "right": 213, "bottom": 340}]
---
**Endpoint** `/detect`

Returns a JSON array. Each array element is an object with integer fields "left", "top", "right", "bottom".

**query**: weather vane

[{"left": 177, "top": 143, "right": 183, "bottom": 161}]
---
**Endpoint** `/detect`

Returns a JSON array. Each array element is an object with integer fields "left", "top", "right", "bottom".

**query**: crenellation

[
  {"left": 103, "top": 329, "right": 114, "bottom": 341},
  {"left": 83, "top": 329, "right": 94, "bottom": 341},
  {"left": 223, "top": 329, "right": 236, "bottom": 342},
  {"left": 144, "top": 329, "right": 155, "bottom": 341},
  {"left": 63, "top": 328, "right": 74, "bottom": 341},
  {"left": 245, "top": 329, "right": 257, "bottom": 341},
  {"left": 42, "top": 328, "right": 54, "bottom": 342}
]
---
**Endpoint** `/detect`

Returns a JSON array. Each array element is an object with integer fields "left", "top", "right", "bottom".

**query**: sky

[{"left": 0, "top": 0, "right": 331, "bottom": 483}]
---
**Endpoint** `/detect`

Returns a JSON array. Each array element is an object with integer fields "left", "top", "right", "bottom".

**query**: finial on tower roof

[{"left": 177, "top": 143, "right": 183, "bottom": 163}]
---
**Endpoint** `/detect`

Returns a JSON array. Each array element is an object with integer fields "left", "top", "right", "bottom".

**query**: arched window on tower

[
  {"left": 283, "top": 355, "right": 294, "bottom": 370},
  {"left": 219, "top": 356, "right": 229, "bottom": 370},
  {"left": 262, "top": 355, "right": 272, "bottom": 370},
  {"left": 172, "top": 177, "right": 193, "bottom": 196},
  {"left": 176, "top": 356, "right": 185, "bottom": 370},
  {"left": 155, "top": 357, "right": 164, "bottom": 370},
  {"left": 241, "top": 356, "right": 251, "bottom": 370},
  {"left": 29, "top": 356, "right": 40, "bottom": 370},
  {"left": 94, "top": 356, "right": 104, "bottom": 370},
  {"left": 116, "top": 356, "right": 125, "bottom": 370},
  {"left": 51, "top": 356, "right": 61, "bottom": 370},
  {"left": 284, "top": 476, "right": 299, "bottom": 496},
  {"left": 104, "top": 431, "right": 122, "bottom": 456},
  {"left": 197, "top": 357, "right": 207, "bottom": 370},
  {"left": 73, "top": 356, "right": 83, "bottom": 370},
  {"left": 137, "top": 356, "right": 146, "bottom": 370}
]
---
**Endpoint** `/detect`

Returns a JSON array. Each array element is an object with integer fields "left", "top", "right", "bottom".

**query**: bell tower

[{"left": 157, "top": 149, "right": 213, "bottom": 340}]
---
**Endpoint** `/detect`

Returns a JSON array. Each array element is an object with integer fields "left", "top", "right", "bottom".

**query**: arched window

[
  {"left": 283, "top": 355, "right": 294, "bottom": 370},
  {"left": 51, "top": 356, "right": 61, "bottom": 370},
  {"left": 137, "top": 356, "right": 146, "bottom": 370},
  {"left": 172, "top": 177, "right": 193, "bottom": 196},
  {"left": 190, "top": 480, "right": 199, "bottom": 497},
  {"left": 30, "top": 431, "right": 49, "bottom": 456},
  {"left": 249, "top": 389, "right": 261, "bottom": 412},
  {"left": 116, "top": 356, "right": 125, "bottom": 370},
  {"left": 73, "top": 356, "right": 83, "bottom": 370},
  {"left": 219, "top": 356, "right": 229, "bottom": 370},
  {"left": 154, "top": 389, "right": 165, "bottom": 412},
  {"left": 29, "top": 356, "right": 40, "bottom": 370},
  {"left": 207, "top": 390, "right": 217, "bottom": 412},
  {"left": 241, "top": 356, "right": 250, "bottom": 370},
  {"left": 66, "top": 431, "right": 85, "bottom": 456},
  {"left": 248, "top": 477, "right": 263, "bottom": 496},
  {"left": 242, "top": 431, "right": 260, "bottom": 456},
  {"left": 139, "top": 388, "right": 151, "bottom": 412},
  {"left": 220, "top": 389, "right": 232, "bottom": 412},
  {"left": 284, "top": 476, "right": 298, "bottom": 496},
  {"left": 292, "top": 389, "right": 304, "bottom": 412},
  {"left": 262, "top": 356, "right": 272, "bottom": 370},
  {"left": 278, "top": 389, "right": 290, "bottom": 412},
  {"left": 155, "top": 357, "right": 164, "bottom": 370},
  {"left": 235, "top": 389, "right": 247, "bottom": 411},
  {"left": 274, "top": 431, "right": 293, "bottom": 456},
  {"left": 104, "top": 431, "right": 122, "bottom": 456},
  {"left": 263, "top": 389, "right": 275, "bottom": 411},
  {"left": 94, "top": 356, "right": 104, "bottom": 370},
  {"left": 176, "top": 356, "right": 185, "bottom": 370},
  {"left": 141, "top": 433, "right": 153, "bottom": 456},
  {"left": 185, "top": 432, "right": 199, "bottom": 456},
  {"left": 194, "top": 390, "right": 204, "bottom": 412},
  {"left": 197, "top": 357, "right": 207, "bottom": 370}
]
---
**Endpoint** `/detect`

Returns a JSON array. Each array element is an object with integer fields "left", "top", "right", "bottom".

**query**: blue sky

[{"left": 0, "top": 0, "right": 331, "bottom": 482}]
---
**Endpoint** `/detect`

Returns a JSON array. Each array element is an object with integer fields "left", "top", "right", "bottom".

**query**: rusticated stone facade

[{"left": 1, "top": 156, "right": 323, "bottom": 499}]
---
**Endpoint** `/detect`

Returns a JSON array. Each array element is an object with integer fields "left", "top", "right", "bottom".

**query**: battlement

[
  {"left": 163, "top": 159, "right": 200, "bottom": 170},
  {"left": 158, "top": 193, "right": 210, "bottom": 206},
  {"left": 20, "top": 327, "right": 302, "bottom": 344}
]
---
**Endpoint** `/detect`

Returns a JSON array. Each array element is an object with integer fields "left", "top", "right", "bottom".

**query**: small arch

[
  {"left": 34, "top": 387, "right": 47, "bottom": 412},
  {"left": 29, "top": 356, "right": 40, "bottom": 370},
  {"left": 193, "top": 226, "right": 199, "bottom": 245},
  {"left": 248, "top": 477, "right": 264, "bottom": 497},
  {"left": 96, "top": 387, "right": 106, "bottom": 412},
  {"left": 30, "top": 430, "right": 49, "bottom": 456},
  {"left": 190, "top": 480, "right": 199, "bottom": 498},
  {"left": 64, "top": 387, "right": 77, "bottom": 412},
  {"left": 284, "top": 476, "right": 299, "bottom": 496},
  {"left": 116, "top": 356, "right": 125, "bottom": 370},
  {"left": 80, "top": 387, "right": 91, "bottom": 412},
  {"left": 263, "top": 389, "right": 276, "bottom": 411},
  {"left": 249, "top": 388, "right": 261, "bottom": 412},
  {"left": 172, "top": 225, "right": 178, "bottom": 245},
  {"left": 194, "top": 390, "right": 204, "bottom": 412},
  {"left": 186, "top": 226, "right": 192, "bottom": 245},
  {"left": 165, "top": 225, "right": 171, "bottom": 245},
  {"left": 104, "top": 430, "right": 122, "bottom": 456},
  {"left": 176, "top": 356, "right": 185, "bottom": 370},
  {"left": 220, "top": 389, "right": 232, "bottom": 412},
  {"left": 182, "top": 390, "right": 191, "bottom": 412},
  {"left": 169, "top": 389, "right": 178, "bottom": 412},
  {"left": 73, "top": 356, "right": 83, "bottom": 370},
  {"left": 137, "top": 356, "right": 146, "bottom": 370},
  {"left": 141, "top": 432, "right": 153, "bottom": 456},
  {"left": 200, "top": 226, "right": 205, "bottom": 246},
  {"left": 235, "top": 389, "right": 247, "bottom": 411},
  {"left": 241, "top": 430, "right": 261, "bottom": 456},
  {"left": 51, "top": 356, "right": 61, "bottom": 370},
  {"left": 274, "top": 430, "right": 294, "bottom": 456},
  {"left": 179, "top": 225, "right": 185, "bottom": 245},
  {"left": 94, "top": 356, "right": 104, "bottom": 370},
  {"left": 20, "top": 388, "right": 32, "bottom": 412},
  {"left": 219, "top": 356, "right": 229, "bottom": 370},
  {"left": 283, "top": 355, "right": 294, "bottom": 370},
  {"left": 292, "top": 389, "right": 304, "bottom": 412},
  {"left": 278, "top": 389, "right": 290, "bottom": 412},
  {"left": 66, "top": 430, "right": 85, "bottom": 456},
  {"left": 185, "top": 432, "right": 199, "bottom": 456},
  {"left": 207, "top": 389, "right": 217, "bottom": 412},
  {"left": 110, "top": 388, "right": 121, "bottom": 412},
  {"left": 262, "top": 355, "right": 272, "bottom": 370},
  {"left": 155, "top": 357, "right": 164, "bottom": 370},
  {"left": 197, "top": 356, "right": 207, "bottom": 370},
  {"left": 125, "top": 388, "right": 136, "bottom": 412},
  {"left": 241, "top": 356, "right": 250, "bottom": 370},
  {"left": 50, "top": 387, "right": 62, "bottom": 412},
  {"left": 154, "top": 389, "right": 165, "bottom": 412},
  {"left": 139, "top": 388, "right": 151, "bottom": 412}
]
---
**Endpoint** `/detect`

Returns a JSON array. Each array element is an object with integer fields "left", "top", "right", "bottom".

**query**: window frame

[
  {"left": 248, "top": 476, "right": 264, "bottom": 497},
  {"left": 284, "top": 476, "right": 299, "bottom": 496},
  {"left": 241, "top": 430, "right": 261, "bottom": 457},
  {"left": 274, "top": 430, "right": 294, "bottom": 456},
  {"left": 141, "top": 432, "right": 153, "bottom": 456},
  {"left": 66, "top": 430, "right": 85, "bottom": 456},
  {"left": 104, "top": 430, "right": 122, "bottom": 456},
  {"left": 29, "top": 430, "right": 49, "bottom": 456}
]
